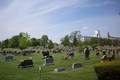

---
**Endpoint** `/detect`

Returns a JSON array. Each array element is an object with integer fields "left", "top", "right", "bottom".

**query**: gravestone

[
  {"left": 27, "top": 51, "right": 31, "bottom": 55},
  {"left": 111, "top": 53, "right": 115, "bottom": 60},
  {"left": 36, "top": 51, "right": 40, "bottom": 54},
  {"left": 18, "top": 59, "right": 34, "bottom": 68},
  {"left": 119, "top": 50, "right": 120, "bottom": 55},
  {"left": 43, "top": 58, "right": 55, "bottom": 66},
  {"left": 3, "top": 56, "right": 14, "bottom": 62},
  {"left": 101, "top": 55, "right": 107, "bottom": 62},
  {"left": 96, "top": 52, "right": 99, "bottom": 56},
  {"left": 54, "top": 68, "right": 66, "bottom": 72},
  {"left": 2, "top": 51, "right": 6, "bottom": 56},
  {"left": 14, "top": 53, "right": 19, "bottom": 56},
  {"left": 102, "top": 50, "right": 106, "bottom": 55},
  {"left": 83, "top": 48, "right": 90, "bottom": 60},
  {"left": 71, "top": 63, "right": 82, "bottom": 69},
  {"left": 69, "top": 53, "right": 74, "bottom": 59}
]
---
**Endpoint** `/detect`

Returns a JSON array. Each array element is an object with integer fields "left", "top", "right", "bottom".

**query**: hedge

[{"left": 94, "top": 61, "right": 120, "bottom": 80}]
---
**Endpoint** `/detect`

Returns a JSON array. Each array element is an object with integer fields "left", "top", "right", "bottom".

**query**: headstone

[
  {"left": 54, "top": 68, "right": 66, "bottom": 72},
  {"left": 71, "top": 63, "right": 82, "bottom": 69},
  {"left": 83, "top": 48, "right": 90, "bottom": 60},
  {"left": 3, "top": 56, "right": 14, "bottom": 62},
  {"left": 102, "top": 50, "right": 106, "bottom": 55},
  {"left": 14, "top": 53, "right": 19, "bottom": 56},
  {"left": 27, "top": 51, "right": 31, "bottom": 55},
  {"left": 18, "top": 59, "right": 34, "bottom": 68},
  {"left": 43, "top": 58, "right": 55, "bottom": 66},
  {"left": 96, "top": 52, "right": 99, "bottom": 56},
  {"left": 111, "top": 53, "right": 115, "bottom": 60},
  {"left": 101, "top": 55, "right": 107, "bottom": 62},
  {"left": 36, "top": 51, "right": 40, "bottom": 54},
  {"left": 2, "top": 51, "right": 6, "bottom": 56},
  {"left": 69, "top": 53, "right": 74, "bottom": 59}
]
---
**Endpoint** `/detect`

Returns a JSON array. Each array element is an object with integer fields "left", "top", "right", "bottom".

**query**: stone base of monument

[
  {"left": 18, "top": 65, "right": 34, "bottom": 68},
  {"left": 43, "top": 63, "right": 55, "bottom": 66},
  {"left": 54, "top": 68, "right": 66, "bottom": 72},
  {"left": 83, "top": 58, "right": 90, "bottom": 60}
]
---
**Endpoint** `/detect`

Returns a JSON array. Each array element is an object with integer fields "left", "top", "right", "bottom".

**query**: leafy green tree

[
  {"left": 8, "top": 35, "right": 20, "bottom": 48},
  {"left": 73, "top": 36, "right": 77, "bottom": 46},
  {"left": 1, "top": 41, "right": 5, "bottom": 50},
  {"left": 31, "top": 38, "right": 41, "bottom": 47},
  {"left": 69, "top": 30, "right": 81, "bottom": 42},
  {"left": 82, "top": 40, "right": 89, "bottom": 46},
  {"left": 60, "top": 35, "right": 70, "bottom": 46},
  {"left": 48, "top": 40, "right": 54, "bottom": 49},
  {"left": 18, "top": 37, "right": 27, "bottom": 50},
  {"left": 41, "top": 35, "right": 49, "bottom": 47},
  {"left": 4, "top": 38, "right": 9, "bottom": 48},
  {"left": 77, "top": 40, "right": 83, "bottom": 50}
]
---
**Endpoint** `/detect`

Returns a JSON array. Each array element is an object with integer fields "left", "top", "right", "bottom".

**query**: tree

[
  {"left": 8, "top": 35, "right": 20, "bottom": 48},
  {"left": 73, "top": 36, "right": 77, "bottom": 46},
  {"left": 83, "top": 40, "right": 89, "bottom": 46},
  {"left": 40, "top": 35, "right": 49, "bottom": 47},
  {"left": 60, "top": 35, "right": 70, "bottom": 46},
  {"left": 77, "top": 40, "right": 83, "bottom": 50},
  {"left": 4, "top": 38, "right": 9, "bottom": 48},
  {"left": 89, "top": 37, "right": 98, "bottom": 49},
  {"left": 48, "top": 40, "right": 54, "bottom": 49},
  {"left": 31, "top": 38, "right": 41, "bottom": 47},
  {"left": 18, "top": 37, "right": 27, "bottom": 50},
  {"left": 1, "top": 41, "right": 5, "bottom": 50},
  {"left": 69, "top": 30, "right": 81, "bottom": 42}
]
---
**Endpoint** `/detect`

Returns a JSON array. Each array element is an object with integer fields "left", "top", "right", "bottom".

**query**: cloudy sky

[{"left": 0, "top": 0, "right": 120, "bottom": 43}]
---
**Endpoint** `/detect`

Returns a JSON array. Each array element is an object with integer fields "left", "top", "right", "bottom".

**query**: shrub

[{"left": 94, "top": 61, "right": 120, "bottom": 80}]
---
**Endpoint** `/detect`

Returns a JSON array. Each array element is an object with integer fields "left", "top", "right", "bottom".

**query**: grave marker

[
  {"left": 83, "top": 48, "right": 90, "bottom": 60},
  {"left": 71, "top": 63, "right": 82, "bottom": 69},
  {"left": 54, "top": 68, "right": 66, "bottom": 72},
  {"left": 3, "top": 56, "right": 14, "bottom": 62}
]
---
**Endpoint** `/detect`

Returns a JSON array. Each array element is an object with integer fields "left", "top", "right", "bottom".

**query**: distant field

[{"left": 0, "top": 48, "right": 120, "bottom": 80}]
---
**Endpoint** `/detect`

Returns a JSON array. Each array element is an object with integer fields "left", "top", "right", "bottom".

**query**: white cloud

[{"left": 83, "top": 27, "right": 87, "bottom": 29}]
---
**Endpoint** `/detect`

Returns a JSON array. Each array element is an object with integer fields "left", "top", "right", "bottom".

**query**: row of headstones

[
  {"left": 54, "top": 63, "right": 82, "bottom": 72},
  {"left": 1, "top": 51, "right": 33, "bottom": 56}
]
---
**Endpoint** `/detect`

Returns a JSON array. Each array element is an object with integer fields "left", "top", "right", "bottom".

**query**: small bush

[{"left": 94, "top": 61, "right": 120, "bottom": 80}]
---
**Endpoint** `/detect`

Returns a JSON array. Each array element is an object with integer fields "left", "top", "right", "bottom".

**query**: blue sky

[{"left": 0, "top": 0, "right": 120, "bottom": 43}]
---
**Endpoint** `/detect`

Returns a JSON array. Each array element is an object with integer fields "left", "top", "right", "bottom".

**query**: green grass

[{"left": 0, "top": 48, "right": 120, "bottom": 80}]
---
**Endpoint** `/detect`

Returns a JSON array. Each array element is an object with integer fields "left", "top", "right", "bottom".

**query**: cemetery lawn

[{"left": 0, "top": 49, "right": 120, "bottom": 80}]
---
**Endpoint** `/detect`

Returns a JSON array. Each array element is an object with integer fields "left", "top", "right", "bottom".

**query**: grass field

[{"left": 0, "top": 48, "right": 120, "bottom": 80}]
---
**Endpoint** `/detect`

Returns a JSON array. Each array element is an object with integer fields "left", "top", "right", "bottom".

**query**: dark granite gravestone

[
  {"left": 69, "top": 53, "right": 74, "bottom": 59},
  {"left": 2, "top": 51, "right": 6, "bottom": 56},
  {"left": 43, "top": 58, "right": 55, "bottom": 66},
  {"left": 96, "top": 52, "right": 99, "bottom": 56},
  {"left": 71, "top": 63, "right": 82, "bottom": 69},
  {"left": 3, "top": 56, "right": 14, "bottom": 62},
  {"left": 14, "top": 53, "right": 19, "bottom": 56},
  {"left": 54, "top": 68, "right": 66, "bottom": 72},
  {"left": 102, "top": 50, "right": 106, "bottom": 55},
  {"left": 18, "top": 59, "right": 34, "bottom": 68},
  {"left": 83, "top": 48, "right": 90, "bottom": 60},
  {"left": 101, "top": 55, "right": 107, "bottom": 62}
]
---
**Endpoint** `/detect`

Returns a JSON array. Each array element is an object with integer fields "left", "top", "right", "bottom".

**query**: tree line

[
  {"left": 0, "top": 31, "right": 120, "bottom": 50},
  {"left": 0, "top": 32, "right": 55, "bottom": 50}
]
